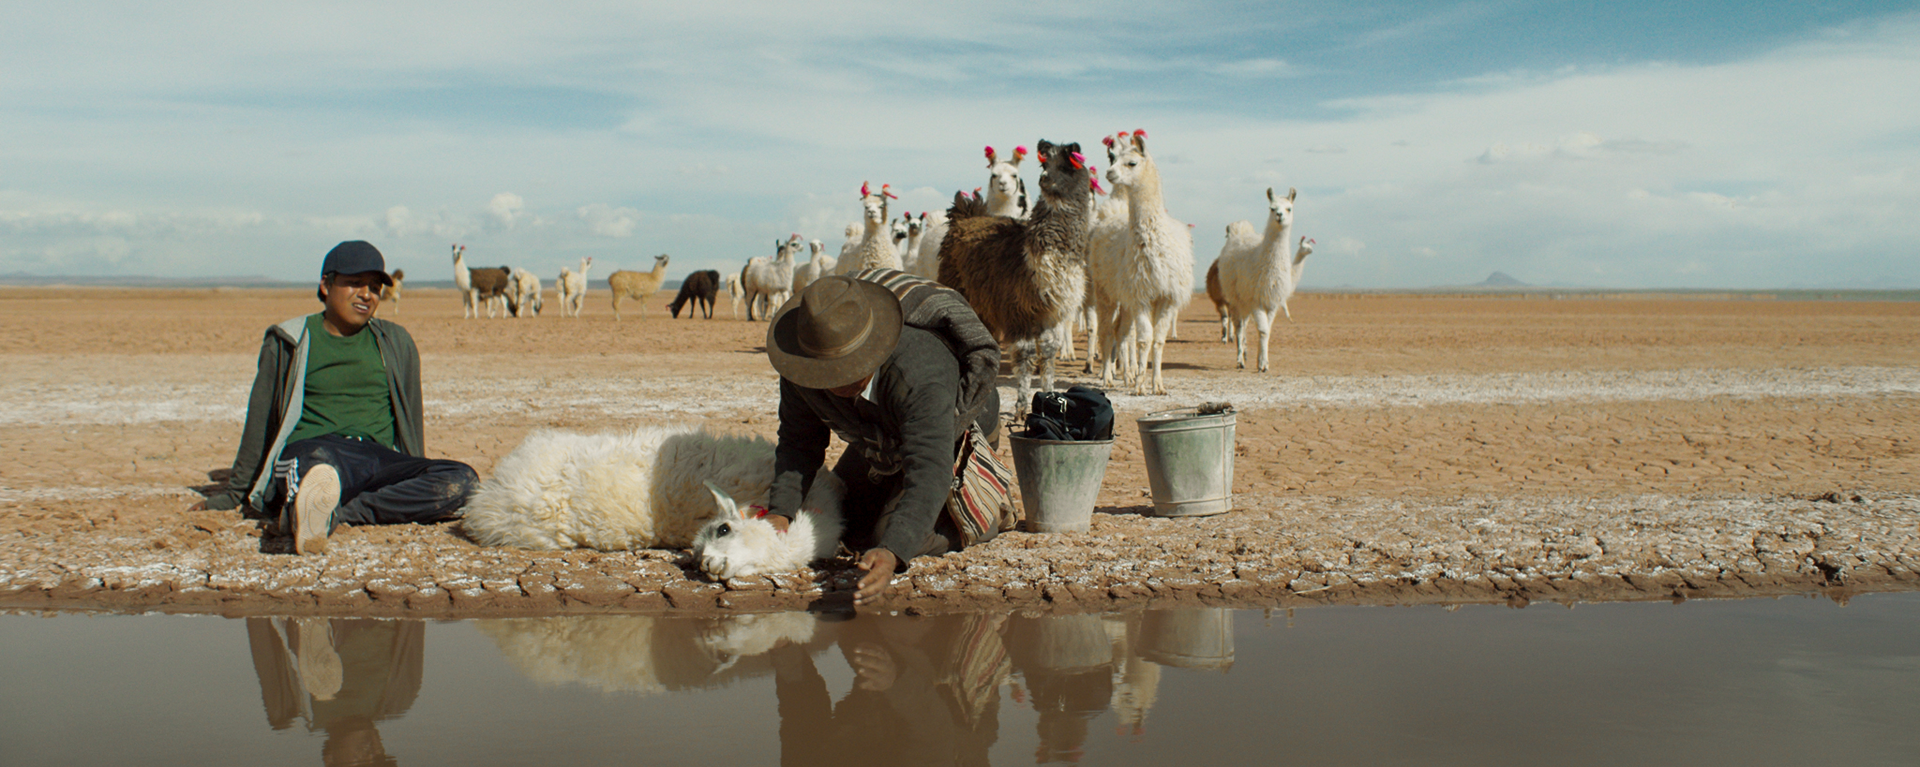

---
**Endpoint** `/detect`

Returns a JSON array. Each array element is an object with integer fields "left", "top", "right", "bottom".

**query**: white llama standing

[
  {"left": 558, "top": 256, "right": 592, "bottom": 318},
  {"left": 451, "top": 243, "right": 477, "bottom": 319},
  {"left": 1214, "top": 187, "right": 1301, "bottom": 372},
  {"left": 1097, "top": 130, "right": 1192, "bottom": 395},
  {"left": 838, "top": 182, "right": 902, "bottom": 274}
]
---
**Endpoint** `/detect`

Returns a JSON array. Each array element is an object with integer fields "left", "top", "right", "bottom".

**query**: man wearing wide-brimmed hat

[
  {"left": 765, "top": 274, "right": 1000, "bottom": 604},
  {"left": 194, "top": 241, "right": 478, "bottom": 556}
]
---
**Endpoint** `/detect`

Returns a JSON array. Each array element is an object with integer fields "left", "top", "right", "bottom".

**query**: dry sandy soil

[{"left": 2, "top": 286, "right": 1917, "bottom": 616}]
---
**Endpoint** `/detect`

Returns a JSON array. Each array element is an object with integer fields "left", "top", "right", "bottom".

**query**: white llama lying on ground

[{"left": 460, "top": 425, "right": 846, "bottom": 579}]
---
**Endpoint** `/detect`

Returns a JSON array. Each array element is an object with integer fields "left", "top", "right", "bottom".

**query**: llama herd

[
  {"left": 434, "top": 129, "right": 1317, "bottom": 395},
  {"left": 446, "top": 130, "right": 1320, "bottom": 577}
]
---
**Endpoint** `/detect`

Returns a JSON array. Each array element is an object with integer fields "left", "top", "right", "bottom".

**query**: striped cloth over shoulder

[{"left": 852, "top": 268, "right": 1001, "bottom": 435}]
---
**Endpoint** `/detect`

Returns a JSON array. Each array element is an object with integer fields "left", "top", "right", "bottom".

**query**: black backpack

[{"left": 1021, "top": 385, "right": 1113, "bottom": 441}]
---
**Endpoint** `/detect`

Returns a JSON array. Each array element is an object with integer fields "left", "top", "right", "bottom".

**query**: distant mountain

[{"left": 1476, "top": 271, "right": 1529, "bottom": 287}]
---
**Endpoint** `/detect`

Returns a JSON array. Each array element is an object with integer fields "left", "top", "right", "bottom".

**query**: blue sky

[{"left": 4, "top": 1, "right": 1916, "bottom": 289}]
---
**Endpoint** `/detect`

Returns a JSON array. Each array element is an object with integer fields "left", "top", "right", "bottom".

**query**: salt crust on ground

[{"left": 2, "top": 288, "right": 1916, "bottom": 615}]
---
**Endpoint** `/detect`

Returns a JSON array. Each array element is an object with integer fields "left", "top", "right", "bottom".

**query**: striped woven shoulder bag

[{"left": 945, "top": 425, "right": 1017, "bottom": 547}]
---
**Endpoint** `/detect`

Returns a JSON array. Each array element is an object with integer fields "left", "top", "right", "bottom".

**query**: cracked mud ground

[{"left": 3, "top": 287, "right": 1917, "bottom": 615}]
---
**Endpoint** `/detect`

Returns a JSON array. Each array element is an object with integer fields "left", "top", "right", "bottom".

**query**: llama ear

[
  {"left": 881, "top": 183, "right": 897, "bottom": 199},
  {"left": 1288, "top": 187, "right": 1298, "bottom": 202},
  {"left": 703, "top": 481, "right": 738, "bottom": 516},
  {"left": 1266, "top": 187, "right": 1275, "bottom": 203},
  {"left": 861, "top": 181, "right": 870, "bottom": 197},
  {"left": 1101, "top": 135, "right": 1116, "bottom": 149},
  {"left": 1132, "top": 131, "right": 1147, "bottom": 151},
  {"left": 984, "top": 146, "right": 996, "bottom": 166}
]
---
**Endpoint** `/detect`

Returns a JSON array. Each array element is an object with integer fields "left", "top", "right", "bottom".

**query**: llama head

[
  {"left": 1105, "top": 133, "right": 1152, "bottom": 191},
  {"left": 810, "top": 239, "right": 825, "bottom": 255},
  {"left": 1266, "top": 187, "right": 1296, "bottom": 229},
  {"left": 861, "top": 182, "right": 890, "bottom": 225},
  {"left": 986, "top": 145, "right": 1028, "bottom": 215},
  {"left": 778, "top": 238, "right": 804, "bottom": 262},
  {"left": 1033, "top": 139, "right": 1092, "bottom": 206},
  {"left": 906, "top": 212, "right": 925, "bottom": 236},
  {"left": 890, "top": 217, "right": 910, "bottom": 244},
  {"left": 450, "top": 243, "right": 466, "bottom": 262},
  {"left": 654, "top": 253, "right": 670, "bottom": 270},
  {"left": 693, "top": 481, "right": 789, "bottom": 580}
]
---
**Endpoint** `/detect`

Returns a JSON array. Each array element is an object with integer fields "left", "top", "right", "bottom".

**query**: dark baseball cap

[{"left": 320, "top": 241, "right": 393, "bottom": 285}]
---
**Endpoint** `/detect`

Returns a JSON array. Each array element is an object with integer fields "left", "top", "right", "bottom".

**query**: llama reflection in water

[{"left": 245, "top": 617, "right": 423, "bottom": 767}]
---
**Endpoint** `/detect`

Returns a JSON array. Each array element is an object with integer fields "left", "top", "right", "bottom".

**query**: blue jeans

[{"left": 276, "top": 434, "right": 477, "bottom": 527}]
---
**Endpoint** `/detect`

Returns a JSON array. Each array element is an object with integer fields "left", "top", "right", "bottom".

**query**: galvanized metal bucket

[
  {"left": 1135, "top": 407, "right": 1236, "bottom": 517},
  {"left": 1140, "top": 608, "right": 1236, "bottom": 671},
  {"left": 1008, "top": 435, "right": 1114, "bottom": 533}
]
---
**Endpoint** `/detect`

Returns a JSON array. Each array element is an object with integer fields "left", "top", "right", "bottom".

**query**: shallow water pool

[{"left": 3, "top": 593, "right": 1915, "bottom": 765}]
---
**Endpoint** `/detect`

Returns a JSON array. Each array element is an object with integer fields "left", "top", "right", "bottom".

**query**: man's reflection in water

[
  {"left": 246, "top": 617, "right": 423, "bottom": 767},
  {"left": 771, "top": 613, "right": 1010, "bottom": 767}
]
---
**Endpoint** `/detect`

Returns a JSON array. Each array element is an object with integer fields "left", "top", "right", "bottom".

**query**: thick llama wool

[{"left": 461, "top": 425, "right": 787, "bottom": 552}]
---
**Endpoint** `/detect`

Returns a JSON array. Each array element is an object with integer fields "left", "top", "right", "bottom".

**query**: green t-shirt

[{"left": 286, "top": 314, "right": 396, "bottom": 448}]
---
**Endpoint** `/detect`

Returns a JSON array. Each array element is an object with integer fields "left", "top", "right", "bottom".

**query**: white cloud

[
  {"left": 486, "top": 192, "right": 526, "bottom": 229},
  {"left": 2, "top": 6, "right": 1916, "bottom": 289},
  {"left": 577, "top": 203, "right": 641, "bottom": 238}
]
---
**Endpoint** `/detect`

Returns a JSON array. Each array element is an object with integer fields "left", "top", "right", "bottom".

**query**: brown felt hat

[{"left": 766, "top": 276, "right": 903, "bottom": 389}]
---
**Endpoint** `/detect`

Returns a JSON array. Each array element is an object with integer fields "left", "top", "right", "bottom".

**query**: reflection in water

[
  {"left": 773, "top": 613, "right": 1011, "bottom": 766},
  {"left": 1007, "top": 609, "right": 1236, "bottom": 763},
  {"left": 474, "top": 612, "right": 823, "bottom": 694},
  {"left": 245, "top": 617, "right": 422, "bottom": 767},
  {"left": 465, "top": 608, "right": 1238, "bottom": 765},
  {"left": 10, "top": 597, "right": 1910, "bottom": 764}
]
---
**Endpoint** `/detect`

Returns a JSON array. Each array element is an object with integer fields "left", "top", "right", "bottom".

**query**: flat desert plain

[{"left": 2, "top": 286, "right": 1916, "bottom": 615}]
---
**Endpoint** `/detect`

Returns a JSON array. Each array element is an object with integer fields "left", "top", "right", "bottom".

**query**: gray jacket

[
  {"left": 771, "top": 327, "right": 989, "bottom": 562},
  {"left": 204, "top": 315, "right": 424, "bottom": 512}
]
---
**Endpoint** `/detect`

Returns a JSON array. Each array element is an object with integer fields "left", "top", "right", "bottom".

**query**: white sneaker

[
  {"left": 292, "top": 463, "right": 339, "bottom": 555},
  {"left": 293, "top": 617, "right": 343, "bottom": 701}
]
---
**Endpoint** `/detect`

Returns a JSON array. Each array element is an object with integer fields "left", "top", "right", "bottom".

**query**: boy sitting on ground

[{"left": 193, "top": 241, "right": 477, "bottom": 554}]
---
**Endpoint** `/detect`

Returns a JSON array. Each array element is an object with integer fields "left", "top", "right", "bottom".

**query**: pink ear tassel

[
  {"left": 1014, "top": 145, "right": 1028, "bottom": 158},
  {"left": 1101, "top": 135, "right": 1116, "bottom": 148},
  {"left": 1069, "top": 151, "right": 1086, "bottom": 170},
  {"left": 1133, "top": 129, "right": 1148, "bottom": 139},
  {"left": 984, "top": 146, "right": 996, "bottom": 161},
  {"left": 861, "top": 181, "right": 870, "bottom": 197},
  {"left": 881, "top": 184, "right": 897, "bottom": 199},
  {"left": 1090, "top": 176, "right": 1106, "bottom": 195}
]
